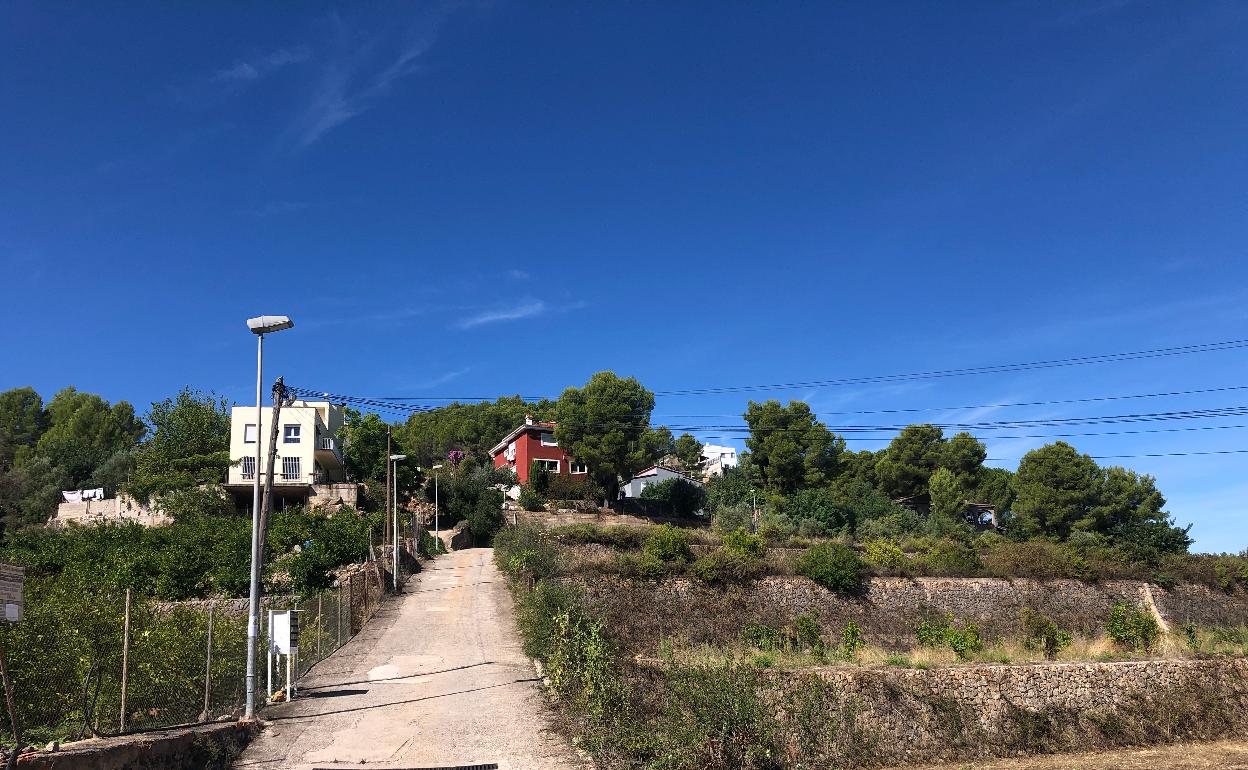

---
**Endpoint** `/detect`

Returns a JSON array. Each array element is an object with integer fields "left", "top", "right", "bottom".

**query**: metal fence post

[
  {"left": 118, "top": 589, "right": 131, "bottom": 733},
  {"left": 200, "top": 602, "right": 215, "bottom": 722},
  {"left": 337, "top": 584, "right": 343, "bottom": 648}
]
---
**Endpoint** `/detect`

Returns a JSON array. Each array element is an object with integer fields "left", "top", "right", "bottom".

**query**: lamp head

[
  {"left": 247, "top": 315, "right": 294, "bottom": 335},
  {"left": 389, "top": 454, "right": 407, "bottom": 461}
]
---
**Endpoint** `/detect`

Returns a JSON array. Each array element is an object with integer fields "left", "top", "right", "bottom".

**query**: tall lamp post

[
  {"left": 432, "top": 464, "right": 443, "bottom": 545},
  {"left": 243, "top": 315, "right": 293, "bottom": 720},
  {"left": 389, "top": 453, "right": 407, "bottom": 591}
]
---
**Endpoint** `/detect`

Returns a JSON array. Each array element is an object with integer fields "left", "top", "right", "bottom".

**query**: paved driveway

[{"left": 233, "top": 548, "right": 586, "bottom": 770}]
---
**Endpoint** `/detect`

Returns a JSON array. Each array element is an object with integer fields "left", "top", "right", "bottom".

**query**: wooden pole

[
  {"left": 118, "top": 589, "right": 131, "bottom": 732},
  {"left": 0, "top": 639, "right": 21, "bottom": 752},
  {"left": 384, "top": 428, "right": 393, "bottom": 548},
  {"left": 259, "top": 377, "right": 286, "bottom": 553},
  {"left": 200, "top": 603, "right": 215, "bottom": 722}
]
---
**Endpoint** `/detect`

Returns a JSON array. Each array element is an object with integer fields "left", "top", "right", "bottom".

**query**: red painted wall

[{"left": 492, "top": 426, "right": 581, "bottom": 483}]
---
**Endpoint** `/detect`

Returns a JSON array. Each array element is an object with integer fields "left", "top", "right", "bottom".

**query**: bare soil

[{"left": 888, "top": 739, "right": 1248, "bottom": 770}]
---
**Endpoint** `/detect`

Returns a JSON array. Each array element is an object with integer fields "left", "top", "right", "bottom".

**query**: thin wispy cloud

[
  {"left": 286, "top": 11, "right": 450, "bottom": 149},
  {"left": 212, "top": 47, "right": 311, "bottom": 83},
  {"left": 506, "top": 269, "right": 530, "bottom": 280},
  {"left": 411, "top": 367, "right": 471, "bottom": 389},
  {"left": 457, "top": 300, "right": 548, "bottom": 329}
]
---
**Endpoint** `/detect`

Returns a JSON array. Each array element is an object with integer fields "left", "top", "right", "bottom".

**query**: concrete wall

[
  {"left": 568, "top": 575, "right": 1248, "bottom": 651},
  {"left": 765, "top": 658, "right": 1248, "bottom": 766},
  {"left": 49, "top": 494, "right": 170, "bottom": 528}
]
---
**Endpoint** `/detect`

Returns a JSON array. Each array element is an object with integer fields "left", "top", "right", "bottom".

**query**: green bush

[
  {"left": 915, "top": 613, "right": 982, "bottom": 660},
  {"left": 982, "top": 540, "right": 1088, "bottom": 580},
  {"left": 792, "top": 612, "right": 825, "bottom": 655},
  {"left": 741, "top": 622, "right": 782, "bottom": 650},
  {"left": 466, "top": 488, "right": 506, "bottom": 541},
  {"left": 690, "top": 549, "right": 764, "bottom": 584},
  {"left": 914, "top": 538, "right": 982, "bottom": 576},
  {"left": 794, "top": 543, "right": 866, "bottom": 594},
  {"left": 545, "top": 473, "right": 600, "bottom": 504},
  {"left": 915, "top": 615, "right": 949, "bottom": 648},
  {"left": 1106, "top": 602, "right": 1160, "bottom": 651},
  {"left": 643, "top": 523, "right": 694, "bottom": 563},
  {"left": 494, "top": 524, "right": 559, "bottom": 581},
  {"left": 863, "top": 538, "right": 906, "bottom": 570},
  {"left": 553, "top": 524, "right": 647, "bottom": 549},
  {"left": 1020, "top": 608, "right": 1072, "bottom": 659},
  {"left": 613, "top": 551, "right": 671, "bottom": 580},
  {"left": 722, "top": 527, "right": 767, "bottom": 559},
  {"left": 840, "top": 622, "right": 866, "bottom": 659},
  {"left": 640, "top": 477, "right": 708, "bottom": 517},
  {"left": 517, "top": 484, "right": 546, "bottom": 511}
]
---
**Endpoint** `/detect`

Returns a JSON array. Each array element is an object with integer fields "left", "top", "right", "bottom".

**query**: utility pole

[
  {"left": 259, "top": 378, "right": 286, "bottom": 550},
  {"left": 385, "top": 428, "right": 392, "bottom": 551}
]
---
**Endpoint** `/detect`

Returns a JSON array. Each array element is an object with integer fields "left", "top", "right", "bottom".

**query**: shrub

[
  {"left": 517, "top": 484, "right": 546, "bottom": 512},
  {"left": 1181, "top": 621, "right": 1200, "bottom": 652},
  {"left": 466, "top": 488, "right": 506, "bottom": 541},
  {"left": 640, "top": 477, "right": 708, "bottom": 517},
  {"left": 794, "top": 543, "right": 866, "bottom": 594},
  {"left": 914, "top": 538, "right": 982, "bottom": 576},
  {"left": 741, "top": 623, "right": 783, "bottom": 650},
  {"left": 1106, "top": 602, "right": 1160, "bottom": 651},
  {"left": 553, "top": 524, "right": 647, "bottom": 549},
  {"left": 710, "top": 502, "right": 754, "bottom": 534},
  {"left": 722, "top": 528, "right": 767, "bottom": 559},
  {"left": 792, "top": 612, "right": 825, "bottom": 654},
  {"left": 982, "top": 540, "right": 1087, "bottom": 580},
  {"left": 494, "top": 524, "right": 559, "bottom": 581},
  {"left": 862, "top": 539, "right": 906, "bottom": 570},
  {"left": 690, "top": 549, "right": 764, "bottom": 584},
  {"left": 840, "top": 622, "right": 865, "bottom": 659},
  {"left": 546, "top": 473, "right": 600, "bottom": 504},
  {"left": 946, "top": 622, "right": 983, "bottom": 661},
  {"left": 1020, "top": 608, "right": 1072, "bottom": 659},
  {"left": 643, "top": 523, "right": 694, "bottom": 564},
  {"left": 612, "top": 551, "right": 670, "bottom": 580},
  {"left": 915, "top": 615, "right": 949, "bottom": 648}
]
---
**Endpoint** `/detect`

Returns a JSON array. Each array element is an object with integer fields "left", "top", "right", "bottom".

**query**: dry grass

[{"left": 885, "top": 738, "right": 1248, "bottom": 770}]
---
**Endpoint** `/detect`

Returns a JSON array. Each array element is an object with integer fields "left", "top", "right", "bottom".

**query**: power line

[
  {"left": 653, "top": 384, "right": 1248, "bottom": 419},
  {"left": 652, "top": 338, "right": 1248, "bottom": 396}
]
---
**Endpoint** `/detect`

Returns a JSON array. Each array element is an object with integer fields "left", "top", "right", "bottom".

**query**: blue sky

[{"left": 3, "top": 1, "right": 1247, "bottom": 551}]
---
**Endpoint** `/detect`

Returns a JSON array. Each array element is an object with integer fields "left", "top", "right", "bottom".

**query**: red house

[{"left": 490, "top": 416, "right": 588, "bottom": 483}]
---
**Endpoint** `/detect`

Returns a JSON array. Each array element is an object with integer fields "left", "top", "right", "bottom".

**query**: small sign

[
  {"left": 0, "top": 564, "right": 24, "bottom": 623},
  {"left": 271, "top": 610, "right": 300, "bottom": 654}
]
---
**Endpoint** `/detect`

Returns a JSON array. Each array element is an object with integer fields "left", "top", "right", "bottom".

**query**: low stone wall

[
  {"left": 16, "top": 720, "right": 258, "bottom": 770},
  {"left": 770, "top": 658, "right": 1248, "bottom": 765},
  {"left": 569, "top": 575, "right": 1248, "bottom": 651},
  {"left": 514, "top": 509, "right": 708, "bottom": 529}
]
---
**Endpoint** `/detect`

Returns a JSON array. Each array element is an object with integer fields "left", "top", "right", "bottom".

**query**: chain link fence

[{"left": 0, "top": 539, "right": 420, "bottom": 755}]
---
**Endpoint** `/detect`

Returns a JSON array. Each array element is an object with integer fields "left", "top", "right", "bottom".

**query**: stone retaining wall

[
  {"left": 770, "top": 658, "right": 1248, "bottom": 765},
  {"left": 15, "top": 721, "right": 258, "bottom": 770},
  {"left": 569, "top": 575, "right": 1248, "bottom": 651},
  {"left": 514, "top": 509, "right": 707, "bottom": 529}
]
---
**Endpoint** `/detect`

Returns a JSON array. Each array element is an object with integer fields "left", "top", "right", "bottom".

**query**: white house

[
  {"left": 225, "top": 400, "right": 359, "bottom": 513},
  {"left": 701, "top": 444, "right": 739, "bottom": 477},
  {"left": 619, "top": 465, "right": 705, "bottom": 499}
]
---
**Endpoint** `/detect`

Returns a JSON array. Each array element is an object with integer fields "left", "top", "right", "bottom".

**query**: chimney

[{"left": 524, "top": 414, "right": 533, "bottom": 425}]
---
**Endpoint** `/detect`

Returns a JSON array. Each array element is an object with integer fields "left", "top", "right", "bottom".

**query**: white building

[
  {"left": 618, "top": 465, "right": 705, "bottom": 499},
  {"left": 225, "top": 400, "right": 358, "bottom": 513},
  {"left": 701, "top": 444, "right": 739, "bottom": 477}
]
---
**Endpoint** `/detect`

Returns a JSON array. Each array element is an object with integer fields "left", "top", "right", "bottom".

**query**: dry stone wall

[
  {"left": 771, "top": 658, "right": 1248, "bottom": 765},
  {"left": 568, "top": 575, "right": 1248, "bottom": 651}
]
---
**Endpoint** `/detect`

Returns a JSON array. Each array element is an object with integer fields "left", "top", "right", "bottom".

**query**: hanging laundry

[
  {"left": 61, "top": 491, "right": 83, "bottom": 503},
  {"left": 82, "top": 488, "right": 105, "bottom": 501}
]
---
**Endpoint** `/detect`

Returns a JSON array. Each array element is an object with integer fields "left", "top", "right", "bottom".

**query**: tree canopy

[
  {"left": 125, "top": 389, "right": 231, "bottom": 502},
  {"left": 743, "top": 400, "right": 843, "bottom": 495},
  {"left": 554, "top": 372, "right": 656, "bottom": 500}
]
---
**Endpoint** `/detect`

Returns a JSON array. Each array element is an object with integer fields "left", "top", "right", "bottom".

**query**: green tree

[
  {"left": 554, "top": 372, "right": 656, "bottom": 500},
  {"left": 398, "top": 396, "right": 556, "bottom": 468},
  {"left": 0, "top": 387, "right": 47, "bottom": 468},
  {"left": 673, "top": 433, "right": 704, "bottom": 476},
  {"left": 973, "top": 466, "right": 1016, "bottom": 520},
  {"left": 341, "top": 409, "right": 392, "bottom": 483},
  {"left": 639, "top": 477, "right": 707, "bottom": 517},
  {"left": 743, "top": 400, "right": 843, "bottom": 495},
  {"left": 928, "top": 467, "right": 965, "bottom": 526},
  {"left": 1012, "top": 442, "right": 1101, "bottom": 540},
  {"left": 1092, "top": 466, "right": 1190, "bottom": 553},
  {"left": 125, "top": 389, "right": 231, "bottom": 501},
  {"left": 875, "top": 424, "right": 947, "bottom": 501},
  {"left": 32, "top": 388, "right": 145, "bottom": 486}
]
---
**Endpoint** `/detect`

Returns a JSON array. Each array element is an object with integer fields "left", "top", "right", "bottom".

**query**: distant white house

[
  {"left": 701, "top": 444, "right": 738, "bottom": 478},
  {"left": 619, "top": 465, "right": 705, "bottom": 499}
]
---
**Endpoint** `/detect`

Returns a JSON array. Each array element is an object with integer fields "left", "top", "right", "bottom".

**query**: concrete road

[{"left": 233, "top": 548, "right": 587, "bottom": 770}]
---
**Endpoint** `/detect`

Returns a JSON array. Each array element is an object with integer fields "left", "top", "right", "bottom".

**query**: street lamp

[
  {"left": 432, "top": 464, "right": 444, "bottom": 546},
  {"left": 389, "top": 454, "right": 407, "bottom": 591},
  {"left": 243, "top": 315, "right": 293, "bottom": 720}
]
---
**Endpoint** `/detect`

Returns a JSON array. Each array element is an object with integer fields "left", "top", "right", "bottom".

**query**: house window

[
  {"left": 282, "top": 456, "right": 301, "bottom": 481},
  {"left": 540, "top": 432, "right": 558, "bottom": 447},
  {"left": 244, "top": 424, "right": 258, "bottom": 443},
  {"left": 240, "top": 456, "right": 256, "bottom": 480},
  {"left": 570, "top": 461, "right": 588, "bottom": 475},
  {"left": 533, "top": 459, "right": 559, "bottom": 473},
  {"left": 505, "top": 442, "right": 516, "bottom": 461},
  {"left": 284, "top": 425, "right": 301, "bottom": 444}
]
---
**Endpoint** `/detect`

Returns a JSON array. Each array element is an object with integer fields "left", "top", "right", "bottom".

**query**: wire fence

[{"left": 0, "top": 539, "right": 421, "bottom": 754}]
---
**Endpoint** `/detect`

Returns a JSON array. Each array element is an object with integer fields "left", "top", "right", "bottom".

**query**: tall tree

[
  {"left": 554, "top": 371, "right": 655, "bottom": 500},
  {"left": 32, "top": 387, "right": 145, "bottom": 486},
  {"left": 743, "top": 400, "right": 843, "bottom": 495},
  {"left": 874, "top": 424, "right": 947, "bottom": 500},
  {"left": 1012, "top": 442, "right": 1102, "bottom": 540},
  {"left": 341, "top": 409, "right": 393, "bottom": 483},
  {"left": 673, "top": 433, "right": 705, "bottom": 476},
  {"left": 0, "top": 387, "right": 47, "bottom": 468},
  {"left": 398, "top": 396, "right": 556, "bottom": 468},
  {"left": 125, "top": 388, "right": 231, "bottom": 501},
  {"left": 927, "top": 467, "right": 966, "bottom": 525}
]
